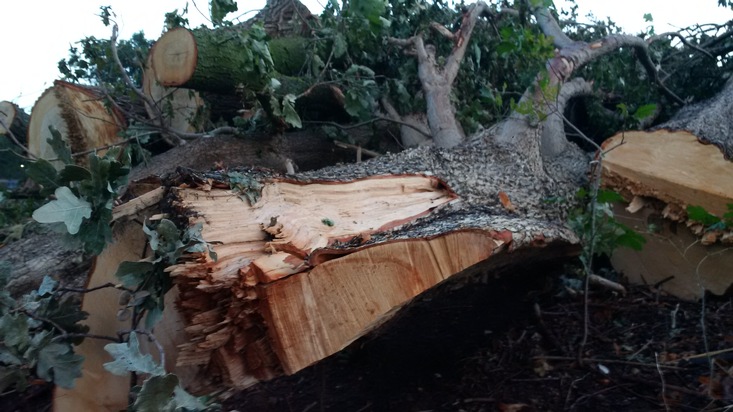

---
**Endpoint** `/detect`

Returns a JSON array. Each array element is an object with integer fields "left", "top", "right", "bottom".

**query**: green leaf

[
  {"left": 173, "top": 384, "right": 207, "bottom": 410},
  {"left": 632, "top": 103, "right": 657, "bottom": 122},
  {"left": 210, "top": 0, "right": 238, "bottom": 26},
  {"left": 103, "top": 332, "right": 164, "bottom": 376},
  {"left": 115, "top": 260, "right": 155, "bottom": 289},
  {"left": 643, "top": 13, "right": 653, "bottom": 22},
  {"left": 32, "top": 186, "right": 92, "bottom": 235},
  {"left": 37, "top": 276, "right": 58, "bottom": 296},
  {"left": 616, "top": 227, "right": 647, "bottom": 251},
  {"left": 37, "top": 343, "right": 84, "bottom": 389},
  {"left": 282, "top": 94, "right": 302, "bottom": 128},
  {"left": 134, "top": 374, "right": 179, "bottom": 412},
  {"left": 333, "top": 33, "right": 347, "bottom": 59},
  {"left": 58, "top": 165, "right": 92, "bottom": 183},
  {"left": 25, "top": 159, "right": 59, "bottom": 195},
  {"left": 596, "top": 189, "right": 625, "bottom": 204},
  {"left": 687, "top": 205, "right": 721, "bottom": 226},
  {"left": 0, "top": 313, "right": 30, "bottom": 349},
  {"left": 47, "top": 127, "right": 73, "bottom": 165}
]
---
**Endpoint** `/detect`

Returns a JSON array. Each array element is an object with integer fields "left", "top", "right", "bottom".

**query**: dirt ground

[
  {"left": 3, "top": 261, "right": 732, "bottom": 411},
  {"left": 225, "top": 262, "right": 733, "bottom": 412}
]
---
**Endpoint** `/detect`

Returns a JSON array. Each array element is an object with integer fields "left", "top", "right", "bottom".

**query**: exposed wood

[
  {"left": 601, "top": 129, "right": 733, "bottom": 300},
  {"left": 142, "top": 55, "right": 207, "bottom": 134},
  {"left": 0, "top": 100, "right": 29, "bottom": 140},
  {"left": 150, "top": 134, "right": 584, "bottom": 393},
  {"left": 601, "top": 130, "right": 732, "bottom": 217},
  {"left": 27, "top": 81, "right": 125, "bottom": 169},
  {"left": 53, "top": 221, "right": 144, "bottom": 412},
  {"left": 611, "top": 203, "right": 733, "bottom": 301}
]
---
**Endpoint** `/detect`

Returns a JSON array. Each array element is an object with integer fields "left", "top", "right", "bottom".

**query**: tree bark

[{"left": 150, "top": 27, "right": 308, "bottom": 94}]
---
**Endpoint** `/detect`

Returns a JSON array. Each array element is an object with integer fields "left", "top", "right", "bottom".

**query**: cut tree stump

[
  {"left": 601, "top": 130, "right": 733, "bottom": 300},
  {"left": 27, "top": 80, "right": 125, "bottom": 168}
]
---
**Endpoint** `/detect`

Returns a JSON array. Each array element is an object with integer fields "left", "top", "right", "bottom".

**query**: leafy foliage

[
  {"left": 27, "top": 128, "right": 131, "bottom": 255},
  {"left": 687, "top": 204, "right": 733, "bottom": 230},
  {"left": 0, "top": 266, "right": 88, "bottom": 392},
  {"left": 568, "top": 188, "right": 646, "bottom": 269},
  {"left": 116, "top": 219, "right": 216, "bottom": 330},
  {"left": 104, "top": 332, "right": 213, "bottom": 411}
]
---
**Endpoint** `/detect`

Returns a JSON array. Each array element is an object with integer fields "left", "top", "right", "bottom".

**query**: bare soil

[{"left": 224, "top": 262, "right": 733, "bottom": 412}]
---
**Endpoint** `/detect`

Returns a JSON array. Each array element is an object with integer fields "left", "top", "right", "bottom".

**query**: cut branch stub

[{"left": 0, "top": 100, "right": 29, "bottom": 139}]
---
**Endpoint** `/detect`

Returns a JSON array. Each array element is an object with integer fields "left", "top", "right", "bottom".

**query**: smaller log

[
  {"left": 0, "top": 101, "right": 30, "bottom": 140},
  {"left": 150, "top": 28, "right": 309, "bottom": 94},
  {"left": 601, "top": 130, "right": 733, "bottom": 300},
  {"left": 27, "top": 81, "right": 125, "bottom": 169},
  {"left": 142, "top": 55, "right": 207, "bottom": 134}
]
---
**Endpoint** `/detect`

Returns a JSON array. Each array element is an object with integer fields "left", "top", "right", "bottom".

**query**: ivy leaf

[
  {"left": 32, "top": 186, "right": 92, "bottom": 235},
  {"left": 36, "top": 343, "right": 84, "bottom": 389},
  {"left": 134, "top": 374, "right": 178, "bottom": 412},
  {"left": 687, "top": 205, "right": 721, "bottom": 227},
  {"left": 47, "top": 126, "right": 72, "bottom": 165},
  {"left": 104, "top": 332, "right": 164, "bottom": 376},
  {"left": 282, "top": 94, "right": 302, "bottom": 128}
]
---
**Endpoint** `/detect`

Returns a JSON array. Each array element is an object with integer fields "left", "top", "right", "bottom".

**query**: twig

[
  {"left": 332, "top": 141, "right": 382, "bottom": 158},
  {"left": 536, "top": 356, "right": 687, "bottom": 370},
  {"left": 110, "top": 24, "right": 184, "bottom": 146},
  {"left": 304, "top": 117, "right": 433, "bottom": 139},
  {"left": 655, "top": 352, "right": 670, "bottom": 412},
  {"left": 0, "top": 117, "right": 36, "bottom": 161}
]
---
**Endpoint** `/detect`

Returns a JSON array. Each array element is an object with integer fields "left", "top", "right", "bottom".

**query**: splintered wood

[{"left": 166, "top": 175, "right": 509, "bottom": 391}]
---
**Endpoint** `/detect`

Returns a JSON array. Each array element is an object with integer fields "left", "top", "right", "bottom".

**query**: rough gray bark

[
  {"left": 654, "top": 76, "right": 733, "bottom": 160},
  {"left": 2, "top": 227, "right": 91, "bottom": 297}
]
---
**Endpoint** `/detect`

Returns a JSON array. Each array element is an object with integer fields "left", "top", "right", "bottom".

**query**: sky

[{"left": 0, "top": 1, "right": 731, "bottom": 111}]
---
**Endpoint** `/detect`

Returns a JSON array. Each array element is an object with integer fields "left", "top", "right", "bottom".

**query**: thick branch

[
  {"left": 526, "top": 0, "right": 575, "bottom": 49},
  {"left": 443, "top": 2, "right": 491, "bottom": 84}
]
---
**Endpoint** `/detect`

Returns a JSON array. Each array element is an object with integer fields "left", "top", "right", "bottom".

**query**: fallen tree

[{"left": 2, "top": 0, "right": 731, "bottom": 411}]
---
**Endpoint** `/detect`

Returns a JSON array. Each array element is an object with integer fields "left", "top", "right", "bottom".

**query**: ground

[
  {"left": 2, "top": 260, "right": 732, "bottom": 411},
  {"left": 225, "top": 261, "right": 733, "bottom": 411}
]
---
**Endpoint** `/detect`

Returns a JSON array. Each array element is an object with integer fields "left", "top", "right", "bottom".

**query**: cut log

[
  {"left": 142, "top": 54, "right": 207, "bottom": 134},
  {"left": 0, "top": 100, "right": 30, "bottom": 140},
  {"left": 601, "top": 130, "right": 733, "bottom": 300},
  {"left": 27, "top": 81, "right": 125, "bottom": 169},
  {"left": 150, "top": 27, "right": 308, "bottom": 94}
]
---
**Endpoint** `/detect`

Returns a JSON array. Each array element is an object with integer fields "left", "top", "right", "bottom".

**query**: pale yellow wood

[
  {"left": 602, "top": 130, "right": 733, "bottom": 217},
  {"left": 53, "top": 221, "right": 145, "bottom": 412},
  {"left": 28, "top": 81, "right": 124, "bottom": 169},
  {"left": 261, "top": 230, "right": 505, "bottom": 374},
  {"left": 0, "top": 100, "right": 18, "bottom": 134},
  {"left": 150, "top": 28, "right": 197, "bottom": 87},
  {"left": 611, "top": 204, "right": 733, "bottom": 300}
]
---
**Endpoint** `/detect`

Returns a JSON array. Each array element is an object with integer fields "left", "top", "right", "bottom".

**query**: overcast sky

[{"left": 1, "top": 1, "right": 730, "bottom": 110}]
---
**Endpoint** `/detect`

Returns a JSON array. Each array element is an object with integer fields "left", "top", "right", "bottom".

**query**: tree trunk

[
  {"left": 27, "top": 81, "right": 125, "bottom": 168},
  {"left": 600, "top": 79, "right": 733, "bottom": 301}
]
